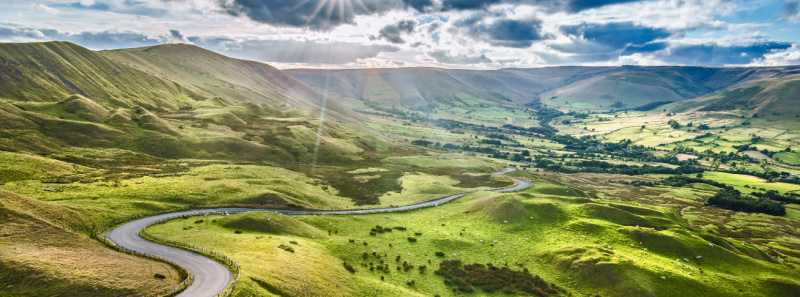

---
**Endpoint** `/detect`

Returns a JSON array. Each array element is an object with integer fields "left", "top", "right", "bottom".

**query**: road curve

[{"left": 108, "top": 169, "right": 530, "bottom": 297}]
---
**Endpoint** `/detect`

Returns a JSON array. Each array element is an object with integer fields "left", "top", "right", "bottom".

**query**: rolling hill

[
  {"left": 668, "top": 73, "right": 800, "bottom": 116},
  {"left": 287, "top": 65, "right": 800, "bottom": 112},
  {"left": 0, "top": 42, "right": 378, "bottom": 164}
]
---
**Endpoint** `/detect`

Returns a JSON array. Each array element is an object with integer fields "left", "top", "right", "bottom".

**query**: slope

[
  {"left": 287, "top": 66, "right": 800, "bottom": 112},
  {"left": 0, "top": 42, "right": 378, "bottom": 163},
  {"left": 0, "top": 190, "right": 182, "bottom": 296},
  {"left": 669, "top": 73, "right": 800, "bottom": 116}
]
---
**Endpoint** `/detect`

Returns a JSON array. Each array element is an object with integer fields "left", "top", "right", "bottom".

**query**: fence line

[
  {"left": 94, "top": 207, "right": 194, "bottom": 297},
  {"left": 139, "top": 213, "right": 241, "bottom": 297}
]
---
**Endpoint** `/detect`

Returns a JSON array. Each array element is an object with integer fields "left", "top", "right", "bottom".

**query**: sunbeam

[{"left": 311, "top": 69, "right": 331, "bottom": 169}]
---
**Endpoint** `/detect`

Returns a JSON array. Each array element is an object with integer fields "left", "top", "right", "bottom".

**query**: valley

[{"left": 1, "top": 42, "right": 800, "bottom": 297}]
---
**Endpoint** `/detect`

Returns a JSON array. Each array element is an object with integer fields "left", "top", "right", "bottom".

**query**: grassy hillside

[
  {"left": 0, "top": 42, "right": 380, "bottom": 163},
  {"left": 288, "top": 66, "right": 800, "bottom": 113},
  {"left": 0, "top": 190, "right": 182, "bottom": 296},
  {"left": 669, "top": 74, "right": 800, "bottom": 116}
]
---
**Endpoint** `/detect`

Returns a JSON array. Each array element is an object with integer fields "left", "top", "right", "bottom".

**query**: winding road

[{"left": 108, "top": 169, "right": 530, "bottom": 297}]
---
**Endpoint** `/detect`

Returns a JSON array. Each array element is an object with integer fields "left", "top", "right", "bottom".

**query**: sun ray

[
  {"left": 306, "top": 0, "right": 330, "bottom": 26},
  {"left": 352, "top": 0, "right": 368, "bottom": 12},
  {"left": 290, "top": 0, "right": 313, "bottom": 11},
  {"left": 338, "top": 0, "right": 345, "bottom": 24},
  {"left": 324, "top": 0, "right": 336, "bottom": 23}
]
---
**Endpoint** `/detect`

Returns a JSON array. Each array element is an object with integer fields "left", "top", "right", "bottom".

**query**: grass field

[
  {"left": 145, "top": 170, "right": 800, "bottom": 297},
  {"left": 701, "top": 172, "right": 800, "bottom": 194}
]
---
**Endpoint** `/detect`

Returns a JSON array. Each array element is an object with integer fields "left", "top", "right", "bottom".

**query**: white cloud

[{"left": 32, "top": 3, "right": 58, "bottom": 14}]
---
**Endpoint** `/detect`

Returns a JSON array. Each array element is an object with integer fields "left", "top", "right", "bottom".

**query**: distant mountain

[
  {"left": 287, "top": 65, "right": 800, "bottom": 111},
  {"left": 0, "top": 42, "right": 376, "bottom": 163},
  {"left": 669, "top": 73, "right": 800, "bottom": 116}
]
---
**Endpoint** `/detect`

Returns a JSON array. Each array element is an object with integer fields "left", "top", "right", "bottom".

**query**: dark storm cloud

[
  {"left": 428, "top": 50, "right": 492, "bottom": 63},
  {"left": 662, "top": 42, "right": 793, "bottom": 65},
  {"left": 191, "top": 37, "right": 400, "bottom": 64},
  {"left": 216, "top": 0, "right": 644, "bottom": 30},
  {"left": 456, "top": 15, "right": 548, "bottom": 48},
  {"left": 782, "top": 0, "right": 800, "bottom": 22},
  {"left": 560, "top": 22, "right": 671, "bottom": 53},
  {"left": 218, "top": 0, "right": 403, "bottom": 30},
  {"left": 377, "top": 20, "right": 417, "bottom": 44},
  {"left": 438, "top": 0, "right": 641, "bottom": 12},
  {"left": 403, "top": 0, "right": 434, "bottom": 11}
]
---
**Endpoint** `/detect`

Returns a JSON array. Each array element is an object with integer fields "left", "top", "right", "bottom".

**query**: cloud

[
  {"left": 218, "top": 0, "right": 403, "bottom": 30},
  {"left": 559, "top": 22, "right": 672, "bottom": 53},
  {"left": 191, "top": 37, "right": 400, "bottom": 64},
  {"left": 782, "top": 0, "right": 800, "bottom": 23},
  {"left": 376, "top": 19, "right": 417, "bottom": 43},
  {"left": 403, "top": 0, "right": 434, "bottom": 11},
  {"left": 620, "top": 42, "right": 669, "bottom": 55},
  {"left": 32, "top": 3, "right": 58, "bottom": 14},
  {"left": 455, "top": 14, "right": 548, "bottom": 48},
  {"left": 439, "top": 0, "right": 642, "bottom": 12},
  {"left": 663, "top": 42, "right": 794, "bottom": 65},
  {"left": 428, "top": 50, "right": 492, "bottom": 64},
  {"left": 167, "top": 29, "right": 192, "bottom": 44},
  {"left": 61, "top": 1, "right": 110, "bottom": 11},
  {"left": 0, "top": 25, "right": 192, "bottom": 49}
]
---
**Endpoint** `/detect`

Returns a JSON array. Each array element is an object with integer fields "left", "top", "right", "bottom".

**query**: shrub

[
  {"left": 234, "top": 230, "right": 243, "bottom": 234},
  {"left": 435, "top": 251, "right": 445, "bottom": 257},
  {"left": 407, "top": 237, "right": 417, "bottom": 242},
  {"left": 343, "top": 262, "right": 356, "bottom": 273},
  {"left": 154, "top": 273, "right": 166, "bottom": 279},
  {"left": 278, "top": 244, "right": 295, "bottom": 253},
  {"left": 194, "top": 219, "right": 204, "bottom": 223}
]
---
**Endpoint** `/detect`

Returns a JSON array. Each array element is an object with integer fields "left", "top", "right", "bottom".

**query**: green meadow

[{"left": 146, "top": 170, "right": 800, "bottom": 297}]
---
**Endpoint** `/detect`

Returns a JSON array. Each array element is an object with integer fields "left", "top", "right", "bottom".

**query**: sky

[{"left": 1, "top": 0, "right": 799, "bottom": 69}]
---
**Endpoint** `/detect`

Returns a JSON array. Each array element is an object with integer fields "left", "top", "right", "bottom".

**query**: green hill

[
  {"left": 288, "top": 66, "right": 800, "bottom": 112},
  {"left": 0, "top": 42, "right": 378, "bottom": 164},
  {"left": 669, "top": 74, "right": 800, "bottom": 116}
]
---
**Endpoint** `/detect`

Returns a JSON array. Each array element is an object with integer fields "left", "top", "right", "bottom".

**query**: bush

[
  {"left": 435, "top": 260, "right": 561, "bottom": 295},
  {"left": 343, "top": 262, "right": 356, "bottom": 273},
  {"left": 278, "top": 244, "right": 295, "bottom": 253},
  {"left": 234, "top": 230, "right": 243, "bottom": 234},
  {"left": 154, "top": 273, "right": 166, "bottom": 279},
  {"left": 407, "top": 237, "right": 417, "bottom": 242},
  {"left": 194, "top": 219, "right": 204, "bottom": 223},
  {"left": 435, "top": 251, "right": 445, "bottom": 257}
]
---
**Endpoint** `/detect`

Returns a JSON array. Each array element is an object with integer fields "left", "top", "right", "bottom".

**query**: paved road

[{"left": 109, "top": 169, "right": 530, "bottom": 297}]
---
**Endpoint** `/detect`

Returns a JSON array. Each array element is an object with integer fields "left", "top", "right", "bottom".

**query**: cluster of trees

[
  {"left": 706, "top": 190, "right": 786, "bottom": 216},
  {"left": 533, "top": 158, "right": 703, "bottom": 176},
  {"left": 434, "top": 260, "right": 562, "bottom": 295},
  {"left": 750, "top": 190, "right": 800, "bottom": 205},
  {"left": 661, "top": 176, "right": 733, "bottom": 190}
]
